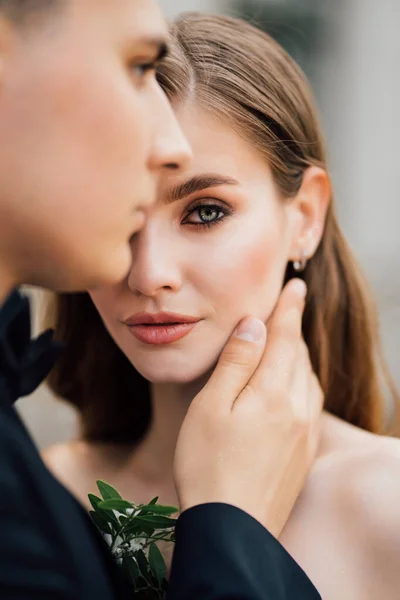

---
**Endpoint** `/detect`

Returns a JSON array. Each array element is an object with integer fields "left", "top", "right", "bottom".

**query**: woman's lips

[
  {"left": 127, "top": 322, "right": 199, "bottom": 345},
  {"left": 124, "top": 312, "right": 201, "bottom": 345}
]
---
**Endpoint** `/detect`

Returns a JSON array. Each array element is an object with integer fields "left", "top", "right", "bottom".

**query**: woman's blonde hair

[{"left": 47, "top": 12, "right": 398, "bottom": 442}]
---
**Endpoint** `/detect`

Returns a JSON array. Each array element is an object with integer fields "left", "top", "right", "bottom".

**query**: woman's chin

[{"left": 132, "top": 359, "right": 216, "bottom": 386}]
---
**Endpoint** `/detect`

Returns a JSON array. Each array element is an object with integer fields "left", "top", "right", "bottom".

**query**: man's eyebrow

[{"left": 166, "top": 174, "right": 239, "bottom": 204}]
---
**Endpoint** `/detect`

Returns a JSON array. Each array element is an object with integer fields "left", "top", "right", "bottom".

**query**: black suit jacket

[{"left": 0, "top": 290, "right": 320, "bottom": 599}]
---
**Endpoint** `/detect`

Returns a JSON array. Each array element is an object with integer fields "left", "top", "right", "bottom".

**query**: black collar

[{"left": 0, "top": 289, "right": 62, "bottom": 406}]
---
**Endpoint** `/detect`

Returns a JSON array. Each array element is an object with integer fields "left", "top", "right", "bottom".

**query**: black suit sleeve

[
  {"left": 0, "top": 405, "right": 127, "bottom": 600},
  {"left": 167, "top": 503, "right": 321, "bottom": 600},
  {"left": 0, "top": 410, "right": 76, "bottom": 599}
]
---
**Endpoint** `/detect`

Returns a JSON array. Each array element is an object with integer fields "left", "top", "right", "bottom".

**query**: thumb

[{"left": 199, "top": 316, "right": 266, "bottom": 412}]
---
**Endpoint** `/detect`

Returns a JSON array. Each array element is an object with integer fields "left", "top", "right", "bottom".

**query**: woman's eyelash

[
  {"left": 131, "top": 61, "right": 157, "bottom": 77},
  {"left": 181, "top": 200, "right": 233, "bottom": 229},
  {"left": 130, "top": 53, "right": 165, "bottom": 79},
  {"left": 131, "top": 44, "right": 168, "bottom": 77}
]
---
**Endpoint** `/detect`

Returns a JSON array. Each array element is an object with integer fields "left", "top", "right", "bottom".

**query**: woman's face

[{"left": 90, "top": 101, "right": 325, "bottom": 384}]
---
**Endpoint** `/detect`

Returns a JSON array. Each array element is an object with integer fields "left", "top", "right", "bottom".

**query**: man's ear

[{"left": 287, "top": 166, "right": 331, "bottom": 263}]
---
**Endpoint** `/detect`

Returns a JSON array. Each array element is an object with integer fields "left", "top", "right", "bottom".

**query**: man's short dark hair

[{"left": 0, "top": 0, "right": 62, "bottom": 26}]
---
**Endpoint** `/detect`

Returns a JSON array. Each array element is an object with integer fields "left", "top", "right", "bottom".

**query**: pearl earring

[{"left": 293, "top": 250, "right": 308, "bottom": 272}]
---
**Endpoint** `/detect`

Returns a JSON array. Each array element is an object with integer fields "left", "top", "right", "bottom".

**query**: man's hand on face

[{"left": 174, "top": 278, "right": 323, "bottom": 537}]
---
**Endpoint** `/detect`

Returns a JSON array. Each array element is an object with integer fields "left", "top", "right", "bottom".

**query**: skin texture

[
  {"left": 89, "top": 102, "right": 329, "bottom": 384},
  {"left": 0, "top": 0, "right": 191, "bottom": 298},
  {"left": 279, "top": 415, "right": 400, "bottom": 599},
  {"left": 45, "top": 103, "right": 400, "bottom": 599}
]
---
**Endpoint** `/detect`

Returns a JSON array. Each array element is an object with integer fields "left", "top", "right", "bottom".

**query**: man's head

[
  {"left": 0, "top": 1, "right": 60, "bottom": 23},
  {"left": 0, "top": 0, "right": 191, "bottom": 294}
]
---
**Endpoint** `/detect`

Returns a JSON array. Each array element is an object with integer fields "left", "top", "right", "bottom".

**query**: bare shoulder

[
  {"left": 305, "top": 414, "right": 400, "bottom": 529},
  {"left": 305, "top": 415, "right": 400, "bottom": 597},
  {"left": 42, "top": 440, "right": 80, "bottom": 475},
  {"left": 315, "top": 414, "right": 400, "bottom": 516},
  {"left": 281, "top": 414, "right": 400, "bottom": 599},
  {"left": 42, "top": 440, "right": 93, "bottom": 506},
  {"left": 331, "top": 429, "right": 400, "bottom": 551}
]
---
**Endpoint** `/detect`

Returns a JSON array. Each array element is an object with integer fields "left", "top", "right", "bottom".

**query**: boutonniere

[{"left": 89, "top": 481, "right": 177, "bottom": 599}]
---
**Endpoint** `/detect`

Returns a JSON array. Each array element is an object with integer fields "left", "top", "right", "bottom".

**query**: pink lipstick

[{"left": 124, "top": 312, "right": 200, "bottom": 345}]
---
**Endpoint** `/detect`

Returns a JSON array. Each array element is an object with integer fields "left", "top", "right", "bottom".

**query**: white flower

[
  {"left": 129, "top": 538, "right": 147, "bottom": 553},
  {"left": 111, "top": 535, "right": 124, "bottom": 552},
  {"left": 112, "top": 508, "right": 134, "bottom": 519},
  {"left": 111, "top": 547, "right": 124, "bottom": 565}
]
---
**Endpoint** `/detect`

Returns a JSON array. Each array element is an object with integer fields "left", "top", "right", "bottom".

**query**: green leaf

[
  {"left": 90, "top": 496, "right": 119, "bottom": 527},
  {"left": 149, "top": 497, "right": 159, "bottom": 505},
  {"left": 135, "top": 576, "right": 150, "bottom": 591},
  {"left": 98, "top": 499, "right": 134, "bottom": 511},
  {"left": 88, "top": 493, "right": 103, "bottom": 512},
  {"left": 101, "top": 509, "right": 120, "bottom": 528},
  {"left": 122, "top": 555, "right": 140, "bottom": 586},
  {"left": 97, "top": 480, "right": 123, "bottom": 501},
  {"left": 148, "top": 573, "right": 163, "bottom": 595},
  {"left": 136, "top": 549, "right": 150, "bottom": 577},
  {"left": 89, "top": 510, "right": 112, "bottom": 535},
  {"left": 123, "top": 514, "right": 175, "bottom": 536},
  {"left": 139, "top": 504, "right": 178, "bottom": 516},
  {"left": 134, "top": 515, "right": 177, "bottom": 529},
  {"left": 149, "top": 543, "right": 166, "bottom": 584},
  {"left": 123, "top": 520, "right": 143, "bottom": 535}
]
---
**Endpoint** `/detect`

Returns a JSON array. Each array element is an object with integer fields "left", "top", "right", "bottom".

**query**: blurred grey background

[{"left": 18, "top": 0, "right": 400, "bottom": 448}]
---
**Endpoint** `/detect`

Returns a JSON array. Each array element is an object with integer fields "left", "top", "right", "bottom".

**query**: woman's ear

[{"left": 287, "top": 166, "right": 331, "bottom": 263}]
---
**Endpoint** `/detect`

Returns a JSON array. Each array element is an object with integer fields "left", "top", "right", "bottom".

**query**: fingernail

[
  {"left": 291, "top": 278, "right": 307, "bottom": 298},
  {"left": 235, "top": 317, "right": 265, "bottom": 342}
]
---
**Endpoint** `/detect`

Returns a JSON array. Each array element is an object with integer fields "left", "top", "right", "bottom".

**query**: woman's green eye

[
  {"left": 183, "top": 202, "right": 229, "bottom": 228},
  {"left": 198, "top": 207, "right": 220, "bottom": 222}
]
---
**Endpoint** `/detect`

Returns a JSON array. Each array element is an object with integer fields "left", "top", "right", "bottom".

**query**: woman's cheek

[{"left": 195, "top": 226, "right": 288, "bottom": 322}]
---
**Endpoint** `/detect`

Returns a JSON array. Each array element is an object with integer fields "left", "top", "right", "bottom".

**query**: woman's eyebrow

[
  {"left": 165, "top": 174, "right": 239, "bottom": 204},
  {"left": 128, "top": 36, "right": 169, "bottom": 63}
]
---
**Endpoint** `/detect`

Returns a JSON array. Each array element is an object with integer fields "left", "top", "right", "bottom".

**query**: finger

[
  {"left": 200, "top": 316, "right": 267, "bottom": 412},
  {"left": 245, "top": 278, "right": 307, "bottom": 403},
  {"left": 289, "top": 340, "right": 310, "bottom": 421},
  {"left": 306, "top": 373, "right": 323, "bottom": 460},
  {"left": 308, "top": 372, "right": 324, "bottom": 421},
  {"left": 291, "top": 343, "right": 323, "bottom": 464}
]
